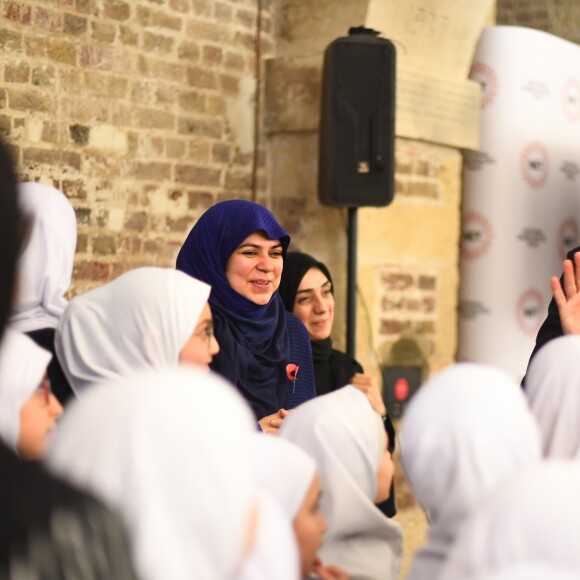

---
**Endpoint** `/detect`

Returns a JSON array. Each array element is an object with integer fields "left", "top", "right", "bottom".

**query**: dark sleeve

[
  {"left": 355, "top": 358, "right": 397, "bottom": 518},
  {"left": 521, "top": 246, "right": 580, "bottom": 386},
  {"left": 282, "top": 313, "right": 317, "bottom": 409},
  {"left": 26, "top": 328, "right": 75, "bottom": 406}
]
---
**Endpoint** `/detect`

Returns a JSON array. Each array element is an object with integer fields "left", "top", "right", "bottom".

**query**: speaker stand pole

[{"left": 346, "top": 206, "right": 357, "bottom": 359}]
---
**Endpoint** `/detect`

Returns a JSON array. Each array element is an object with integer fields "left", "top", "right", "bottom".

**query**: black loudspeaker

[{"left": 318, "top": 27, "right": 396, "bottom": 208}]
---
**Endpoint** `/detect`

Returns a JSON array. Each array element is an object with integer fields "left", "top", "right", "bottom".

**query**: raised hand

[{"left": 551, "top": 252, "right": 580, "bottom": 335}]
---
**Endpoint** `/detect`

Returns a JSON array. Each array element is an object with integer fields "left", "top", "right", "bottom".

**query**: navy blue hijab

[{"left": 176, "top": 200, "right": 291, "bottom": 419}]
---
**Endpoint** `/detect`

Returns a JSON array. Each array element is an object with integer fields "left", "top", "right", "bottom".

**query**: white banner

[{"left": 458, "top": 26, "right": 580, "bottom": 380}]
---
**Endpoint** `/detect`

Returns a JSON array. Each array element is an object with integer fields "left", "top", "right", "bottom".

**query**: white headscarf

[
  {"left": 234, "top": 435, "right": 314, "bottom": 580},
  {"left": 235, "top": 492, "right": 300, "bottom": 580},
  {"left": 400, "top": 363, "right": 541, "bottom": 580},
  {"left": 0, "top": 328, "right": 51, "bottom": 451},
  {"left": 280, "top": 385, "right": 403, "bottom": 580},
  {"left": 525, "top": 335, "right": 580, "bottom": 459},
  {"left": 440, "top": 461, "right": 580, "bottom": 580},
  {"left": 55, "top": 267, "right": 210, "bottom": 394},
  {"left": 252, "top": 433, "right": 317, "bottom": 519},
  {"left": 9, "top": 182, "right": 77, "bottom": 332},
  {"left": 46, "top": 366, "right": 257, "bottom": 580}
]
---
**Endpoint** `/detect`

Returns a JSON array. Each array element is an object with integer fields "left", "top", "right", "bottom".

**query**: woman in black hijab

[{"left": 279, "top": 251, "right": 397, "bottom": 517}]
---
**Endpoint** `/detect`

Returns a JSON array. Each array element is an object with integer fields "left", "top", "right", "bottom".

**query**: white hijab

[
  {"left": 280, "top": 385, "right": 403, "bottom": 580},
  {"left": 440, "top": 461, "right": 580, "bottom": 580},
  {"left": 235, "top": 492, "right": 300, "bottom": 580},
  {"left": 0, "top": 328, "right": 51, "bottom": 451},
  {"left": 525, "top": 335, "right": 580, "bottom": 459},
  {"left": 55, "top": 267, "right": 210, "bottom": 394},
  {"left": 234, "top": 435, "right": 315, "bottom": 580},
  {"left": 400, "top": 363, "right": 541, "bottom": 580},
  {"left": 9, "top": 182, "right": 77, "bottom": 332},
  {"left": 46, "top": 366, "right": 257, "bottom": 580},
  {"left": 252, "top": 433, "right": 317, "bottom": 519}
]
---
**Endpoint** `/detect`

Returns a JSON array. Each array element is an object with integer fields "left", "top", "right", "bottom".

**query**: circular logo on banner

[
  {"left": 515, "top": 288, "right": 544, "bottom": 336},
  {"left": 563, "top": 78, "right": 580, "bottom": 122},
  {"left": 559, "top": 218, "right": 579, "bottom": 260},
  {"left": 520, "top": 142, "right": 549, "bottom": 189},
  {"left": 470, "top": 61, "right": 498, "bottom": 109},
  {"left": 461, "top": 211, "right": 493, "bottom": 260}
]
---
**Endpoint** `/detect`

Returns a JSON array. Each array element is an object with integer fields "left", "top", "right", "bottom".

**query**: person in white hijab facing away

[
  {"left": 46, "top": 366, "right": 260, "bottom": 580},
  {"left": 235, "top": 491, "right": 302, "bottom": 580},
  {"left": 280, "top": 385, "right": 402, "bottom": 580},
  {"left": 249, "top": 434, "right": 349, "bottom": 580},
  {"left": 55, "top": 267, "right": 218, "bottom": 395},
  {"left": 439, "top": 461, "right": 580, "bottom": 580},
  {"left": 525, "top": 335, "right": 580, "bottom": 459},
  {"left": 400, "top": 363, "right": 541, "bottom": 580},
  {"left": 0, "top": 328, "right": 62, "bottom": 459},
  {"left": 9, "top": 182, "right": 77, "bottom": 405},
  {"left": 469, "top": 564, "right": 579, "bottom": 580}
]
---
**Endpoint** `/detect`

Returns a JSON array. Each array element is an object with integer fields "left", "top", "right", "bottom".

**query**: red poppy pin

[{"left": 286, "top": 363, "right": 300, "bottom": 394}]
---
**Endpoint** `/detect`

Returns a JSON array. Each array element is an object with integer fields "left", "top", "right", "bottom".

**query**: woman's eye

[
  {"left": 270, "top": 251, "right": 283, "bottom": 258},
  {"left": 242, "top": 251, "right": 257, "bottom": 257},
  {"left": 297, "top": 297, "right": 310, "bottom": 305}
]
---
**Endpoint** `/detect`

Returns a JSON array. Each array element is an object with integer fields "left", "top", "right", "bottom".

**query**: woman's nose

[
  {"left": 49, "top": 394, "right": 63, "bottom": 418},
  {"left": 313, "top": 295, "right": 327, "bottom": 313},
  {"left": 256, "top": 255, "right": 274, "bottom": 271}
]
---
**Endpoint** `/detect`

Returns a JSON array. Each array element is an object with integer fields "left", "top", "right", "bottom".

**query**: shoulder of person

[
  {"left": 284, "top": 311, "right": 309, "bottom": 336},
  {"left": 331, "top": 348, "right": 364, "bottom": 374}
]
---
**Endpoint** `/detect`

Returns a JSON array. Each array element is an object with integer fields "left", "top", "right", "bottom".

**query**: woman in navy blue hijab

[{"left": 176, "top": 200, "right": 316, "bottom": 432}]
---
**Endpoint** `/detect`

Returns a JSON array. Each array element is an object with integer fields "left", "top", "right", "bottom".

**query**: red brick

[
  {"left": 134, "top": 108, "right": 175, "bottom": 130},
  {"left": 169, "top": 0, "right": 190, "bottom": 12},
  {"left": 167, "top": 216, "right": 194, "bottom": 232},
  {"left": 76, "top": 0, "right": 100, "bottom": 16},
  {"left": 93, "top": 235, "right": 117, "bottom": 255},
  {"left": 0, "top": 29, "right": 22, "bottom": 52},
  {"left": 64, "top": 12, "right": 87, "bottom": 35},
  {"left": 120, "top": 25, "right": 138, "bottom": 46},
  {"left": 5, "top": 2, "right": 32, "bottom": 24},
  {"left": 379, "top": 319, "right": 410, "bottom": 335},
  {"left": 5, "top": 61, "right": 30, "bottom": 83},
  {"left": 382, "top": 272, "right": 413, "bottom": 290},
  {"left": 144, "top": 31, "right": 175, "bottom": 53},
  {"left": 73, "top": 261, "right": 111, "bottom": 281},
  {"left": 418, "top": 275, "right": 436, "bottom": 290},
  {"left": 202, "top": 45, "right": 223, "bottom": 65},
  {"left": 187, "top": 66, "right": 217, "bottom": 89},
  {"left": 61, "top": 178, "right": 88, "bottom": 199},
  {"left": 133, "top": 161, "right": 172, "bottom": 180},
  {"left": 32, "top": 65, "right": 56, "bottom": 87},
  {"left": 91, "top": 21, "right": 116, "bottom": 42},
  {"left": 187, "top": 191, "right": 214, "bottom": 209},
  {"left": 236, "top": 8, "right": 255, "bottom": 29},
  {"left": 47, "top": 39, "right": 77, "bottom": 66},
  {"left": 179, "top": 90, "right": 205, "bottom": 113},
  {"left": 125, "top": 211, "right": 148, "bottom": 232},
  {"left": 175, "top": 164, "right": 221, "bottom": 186},
  {"left": 80, "top": 45, "right": 111, "bottom": 69},
  {"left": 33, "top": 6, "right": 63, "bottom": 31},
  {"left": 178, "top": 117, "right": 222, "bottom": 139},
  {"left": 9, "top": 88, "right": 53, "bottom": 112},
  {"left": 104, "top": 0, "right": 130, "bottom": 20}
]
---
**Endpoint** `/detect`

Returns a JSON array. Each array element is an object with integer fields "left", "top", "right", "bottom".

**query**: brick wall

[
  {"left": 497, "top": 0, "right": 580, "bottom": 45},
  {"left": 1, "top": 0, "right": 274, "bottom": 293}
]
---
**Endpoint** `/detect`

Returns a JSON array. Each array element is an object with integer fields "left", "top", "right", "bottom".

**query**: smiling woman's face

[
  {"left": 293, "top": 267, "right": 334, "bottom": 341},
  {"left": 225, "top": 232, "right": 284, "bottom": 305}
]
